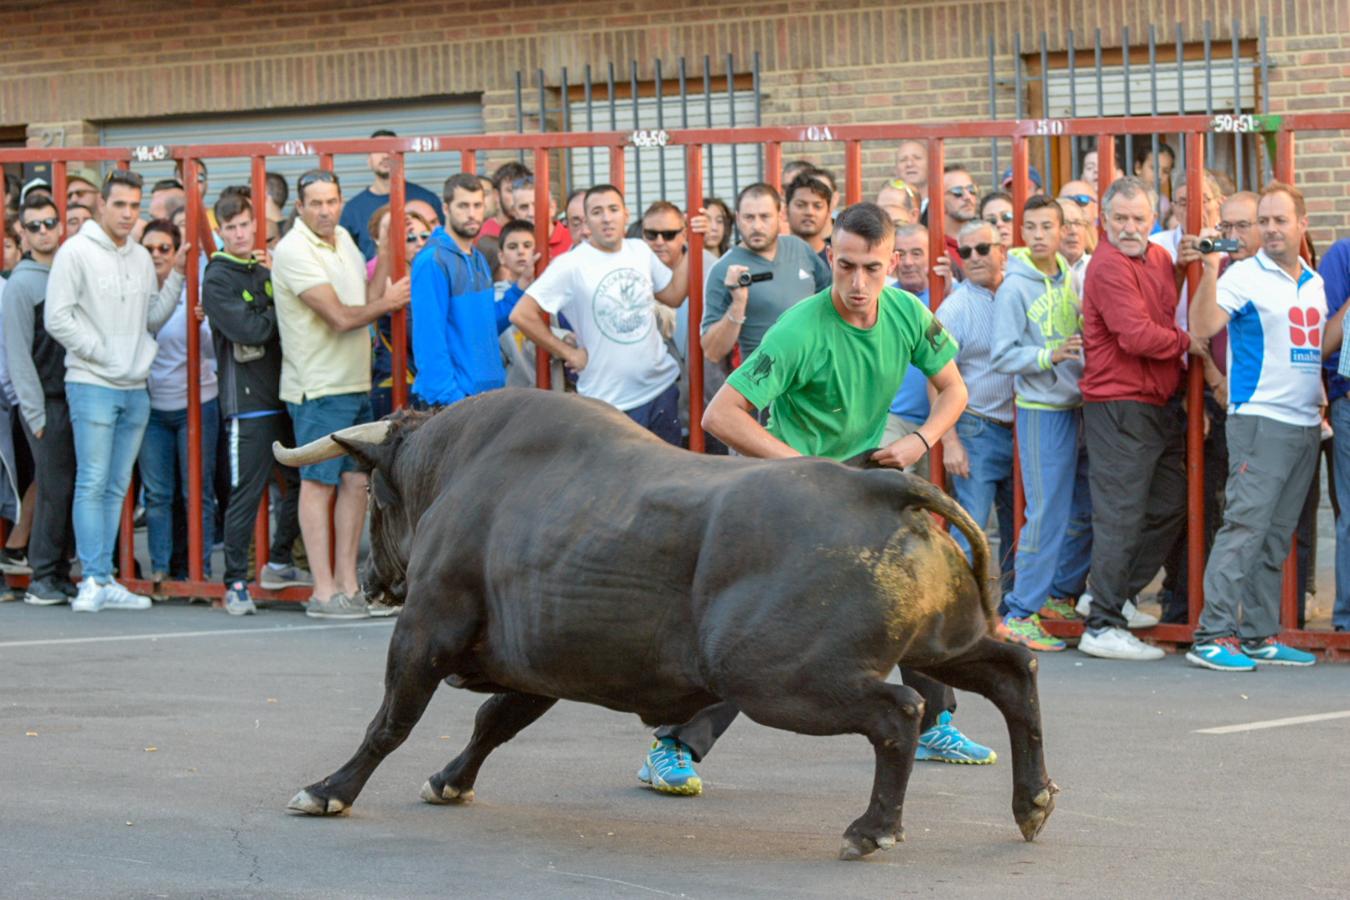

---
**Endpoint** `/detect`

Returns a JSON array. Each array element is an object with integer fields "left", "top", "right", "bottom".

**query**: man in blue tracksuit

[{"left": 411, "top": 173, "right": 532, "bottom": 407}]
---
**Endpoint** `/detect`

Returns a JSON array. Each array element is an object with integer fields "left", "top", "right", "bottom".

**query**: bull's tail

[{"left": 888, "top": 474, "right": 999, "bottom": 628}]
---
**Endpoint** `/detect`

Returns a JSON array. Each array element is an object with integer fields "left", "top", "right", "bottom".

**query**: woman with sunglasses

[
  {"left": 978, "top": 191, "right": 1015, "bottom": 249},
  {"left": 139, "top": 219, "right": 220, "bottom": 591},
  {"left": 365, "top": 208, "right": 433, "bottom": 418}
]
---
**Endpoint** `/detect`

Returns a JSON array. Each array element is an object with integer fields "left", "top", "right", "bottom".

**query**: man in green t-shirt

[{"left": 636, "top": 202, "right": 998, "bottom": 797}]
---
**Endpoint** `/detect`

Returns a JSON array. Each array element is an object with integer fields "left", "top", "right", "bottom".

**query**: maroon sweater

[{"left": 1080, "top": 239, "right": 1189, "bottom": 405}]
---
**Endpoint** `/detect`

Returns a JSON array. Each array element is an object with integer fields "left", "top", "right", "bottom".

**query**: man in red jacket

[{"left": 1077, "top": 176, "right": 1209, "bottom": 661}]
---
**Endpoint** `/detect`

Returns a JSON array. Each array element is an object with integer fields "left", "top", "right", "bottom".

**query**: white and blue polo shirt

[{"left": 1217, "top": 250, "right": 1327, "bottom": 427}]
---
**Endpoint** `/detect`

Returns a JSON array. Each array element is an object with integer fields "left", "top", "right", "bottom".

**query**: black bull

[{"left": 275, "top": 389, "right": 1057, "bottom": 860}]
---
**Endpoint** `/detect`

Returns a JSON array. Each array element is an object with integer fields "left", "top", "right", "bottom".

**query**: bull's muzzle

[{"left": 273, "top": 421, "right": 393, "bottom": 467}]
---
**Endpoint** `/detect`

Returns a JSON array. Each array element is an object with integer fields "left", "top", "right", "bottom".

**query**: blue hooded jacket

[{"left": 410, "top": 226, "right": 523, "bottom": 406}]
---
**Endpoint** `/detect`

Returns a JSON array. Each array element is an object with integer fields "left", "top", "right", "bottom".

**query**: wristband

[
  {"left": 911, "top": 430, "right": 931, "bottom": 452},
  {"left": 726, "top": 311, "right": 747, "bottom": 325}
]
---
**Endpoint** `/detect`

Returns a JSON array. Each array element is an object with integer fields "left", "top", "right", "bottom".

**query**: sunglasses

[
  {"left": 984, "top": 211, "right": 1014, "bottom": 224},
  {"left": 510, "top": 177, "right": 535, "bottom": 190},
  {"left": 22, "top": 217, "right": 59, "bottom": 233},
  {"left": 956, "top": 243, "right": 995, "bottom": 259},
  {"left": 643, "top": 228, "right": 682, "bottom": 241},
  {"left": 143, "top": 242, "right": 174, "bottom": 255},
  {"left": 405, "top": 231, "right": 431, "bottom": 243},
  {"left": 297, "top": 170, "right": 339, "bottom": 191},
  {"left": 1062, "top": 193, "right": 1094, "bottom": 207},
  {"left": 946, "top": 185, "right": 979, "bottom": 197}
]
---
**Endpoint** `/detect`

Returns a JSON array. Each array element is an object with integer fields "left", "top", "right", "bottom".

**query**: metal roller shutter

[{"left": 98, "top": 96, "right": 484, "bottom": 209}]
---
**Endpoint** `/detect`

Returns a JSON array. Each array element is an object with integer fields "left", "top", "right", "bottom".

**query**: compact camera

[{"left": 1197, "top": 237, "right": 1241, "bottom": 254}]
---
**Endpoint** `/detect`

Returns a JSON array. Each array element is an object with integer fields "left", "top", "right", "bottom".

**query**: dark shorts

[
  {"left": 286, "top": 392, "right": 373, "bottom": 485},
  {"left": 624, "top": 381, "right": 681, "bottom": 447}
]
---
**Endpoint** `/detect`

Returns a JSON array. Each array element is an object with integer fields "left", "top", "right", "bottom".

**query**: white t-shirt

[
  {"left": 1218, "top": 250, "right": 1327, "bottom": 427},
  {"left": 527, "top": 238, "right": 680, "bottom": 411}
]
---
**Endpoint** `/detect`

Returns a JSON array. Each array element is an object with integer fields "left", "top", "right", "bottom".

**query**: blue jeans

[
  {"left": 948, "top": 412, "right": 1016, "bottom": 587},
  {"left": 66, "top": 383, "right": 151, "bottom": 583},
  {"left": 1331, "top": 398, "right": 1350, "bottom": 629},
  {"left": 138, "top": 399, "right": 219, "bottom": 575},
  {"left": 1001, "top": 406, "right": 1093, "bottom": 619}
]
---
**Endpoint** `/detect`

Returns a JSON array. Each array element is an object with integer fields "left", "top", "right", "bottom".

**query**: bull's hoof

[
  {"left": 838, "top": 828, "right": 903, "bottom": 861},
  {"left": 287, "top": 789, "right": 348, "bottom": 816},
  {"left": 1016, "top": 781, "right": 1059, "bottom": 842},
  {"left": 420, "top": 780, "right": 474, "bottom": 805}
]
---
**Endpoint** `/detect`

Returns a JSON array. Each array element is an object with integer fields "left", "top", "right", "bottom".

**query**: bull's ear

[
  {"left": 332, "top": 437, "right": 394, "bottom": 473},
  {"left": 371, "top": 470, "right": 400, "bottom": 510}
]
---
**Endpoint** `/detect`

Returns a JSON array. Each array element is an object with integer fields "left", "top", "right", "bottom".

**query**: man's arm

[
  {"left": 700, "top": 264, "right": 749, "bottom": 363},
  {"left": 652, "top": 249, "right": 688, "bottom": 308},
  {"left": 872, "top": 359, "right": 967, "bottom": 469},
  {"left": 989, "top": 287, "right": 1049, "bottom": 374},
  {"left": 43, "top": 253, "right": 105, "bottom": 365},
  {"left": 1323, "top": 301, "right": 1349, "bottom": 360},
  {"left": 701, "top": 382, "right": 799, "bottom": 459},
  {"left": 1186, "top": 252, "right": 1229, "bottom": 339},
  {"left": 3, "top": 281, "right": 45, "bottom": 435},
  {"left": 298, "top": 279, "right": 407, "bottom": 333},
  {"left": 509, "top": 293, "right": 586, "bottom": 371},
  {"left": 146, "top": 245, "right": 189, "bottom": 334}
]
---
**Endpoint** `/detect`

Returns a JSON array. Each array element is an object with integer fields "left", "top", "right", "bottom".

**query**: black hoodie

[{"left": 201, "top": 252, "right": 284, "bottom": 418}]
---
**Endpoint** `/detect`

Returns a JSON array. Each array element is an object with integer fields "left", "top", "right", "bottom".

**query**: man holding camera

[
  {"left": 701, "top": 183, "right": 831, "bottom": 369},
  {"left": 1185, "top": 182, "right": 1343, "bottom": 670}
]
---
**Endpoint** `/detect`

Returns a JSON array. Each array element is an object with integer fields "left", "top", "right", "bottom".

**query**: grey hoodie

[
  {"left": 990, "top": 247, "right": 1084, "bottom": 410},
  {"left": 2, "top": 257, "right": 55, "bottom": 432},
  {"left": 44, "top": 218, "right": 182, "bottom": 390}
]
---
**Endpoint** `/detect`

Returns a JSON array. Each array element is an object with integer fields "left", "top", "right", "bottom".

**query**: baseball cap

[
  {"left": 19, "top": 177, "right": 51, "bottom": 204},
  {"left": 66, "top": 167, "right": 101, "bottom": 191},
  {"left": 1000, "top": 166, "right": 1044, "bottom": 190}
]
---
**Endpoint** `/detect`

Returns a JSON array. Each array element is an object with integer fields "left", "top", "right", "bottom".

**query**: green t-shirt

[{"left": 726, "top": 286, "right": 958, "bottom": 460}]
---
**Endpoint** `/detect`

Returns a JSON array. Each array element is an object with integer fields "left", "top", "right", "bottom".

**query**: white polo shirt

[
  {"left": 1217, "top": 249, "right": 1327, "bottom": 427},
  {"left": 271, "top": 218, "right": 372, "bottom": 404}
]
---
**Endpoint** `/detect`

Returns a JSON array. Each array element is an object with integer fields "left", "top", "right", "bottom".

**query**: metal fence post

[
  {"left": 1184, "top": 131, "right": 1206, "bottom": 627},
  {"left": 686, "top": 142, "right": 706, "bottom": 453},
  {"left": 388, "top": 151, "right": 408, "bottom": 411}
]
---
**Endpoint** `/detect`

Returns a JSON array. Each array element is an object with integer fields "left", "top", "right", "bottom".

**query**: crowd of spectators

[{"left": 0, "top": 127, "right": 1346, "bottom": 674}]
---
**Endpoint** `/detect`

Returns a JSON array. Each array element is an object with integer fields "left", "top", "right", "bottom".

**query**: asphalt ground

[{"left": 2, "top": 601, "right": 1348, "bottom": 900}]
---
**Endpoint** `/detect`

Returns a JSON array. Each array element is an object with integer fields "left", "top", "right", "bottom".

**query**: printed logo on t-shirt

[
  {"left": 591, "top": 267, "right": 654, "bottom": 344},
  {"left": 799, "top": 268, "right": 811, "bottom": 280},
  {"left": 1289, "top": 306, "right": 1321, "bottom": 365}
]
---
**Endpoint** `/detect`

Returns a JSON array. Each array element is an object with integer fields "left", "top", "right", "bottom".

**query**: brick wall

[{"left": 0, "top": 0, "right": 1346, "bottom": 241}]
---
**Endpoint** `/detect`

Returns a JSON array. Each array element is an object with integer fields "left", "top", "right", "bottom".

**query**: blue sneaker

[
  {"left": 1241, "top": 637, "right": 1315, "bottom": 667},
  {"left": 637, "top": 737, "right": 703, "bottom": 795},
  {"left": 915, "top": 712, "right": 997, "bottom": 765},
  {"left": 1186, "top": 637, "right": 1257, "bottom": 672}
]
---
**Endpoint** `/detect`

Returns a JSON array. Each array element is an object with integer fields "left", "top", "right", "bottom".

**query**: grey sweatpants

[{"left": 1196, "top": 413, "right": 1320, "bottom": 643}]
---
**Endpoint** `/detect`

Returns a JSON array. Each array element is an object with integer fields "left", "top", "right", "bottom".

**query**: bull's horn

[{"left": 272, "top": 420, "right": 393, "bottom": 467}]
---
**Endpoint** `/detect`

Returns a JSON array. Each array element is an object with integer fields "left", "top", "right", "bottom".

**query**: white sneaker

[
  {"left": 1079, "top": 626, "right": 1165, "bottom": 661},
  {"left": 1122, "top": 600, "right": 1159, "bottom": 630},
  {"left": 71, "top": 577, "right": 106, "bottom": 613},
  {"left": 101, "top": 580, "right": 152, "bottom": 611},
  {"left": 1075, "top": 591, "right": 1093, "bottom": 618}
]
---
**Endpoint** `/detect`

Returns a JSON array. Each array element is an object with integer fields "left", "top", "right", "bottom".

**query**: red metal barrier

[{"left": 2, "top": 114, "right": 1348, "bottom": 658}]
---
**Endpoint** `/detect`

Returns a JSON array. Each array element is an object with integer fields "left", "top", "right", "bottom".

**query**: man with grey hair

[
  {"left": 1151, "top": 169, "right": 1224, "bottom": 263},
  {"left": 1077, "top": 176, "right": 1208, "bottom": 660},
  {"left": 937, "top": 219, "right": 1015, "bottom": 586}
]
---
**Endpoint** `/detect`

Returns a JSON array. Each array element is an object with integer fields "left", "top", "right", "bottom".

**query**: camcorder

[
  {"left": 737, "top": 271, "right": 775, "bottom": 288},
  {"left": 1197, "top": 237, "right": 1241, "bottom": 254}
]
